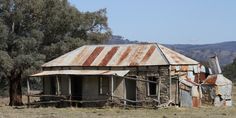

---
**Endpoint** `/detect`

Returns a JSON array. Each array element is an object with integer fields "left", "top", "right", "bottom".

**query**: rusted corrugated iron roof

[
  {"left": 204, "top": 74, "right": 232, "bottom": 85},
  {"left": 42, "top": 43, "right": 199, "bottom": 67},
  {"left": 42, "top": 44, "right": 169, "bottom": 67},
  {"left": 31, "top": 70, "right": 130, "bottom": 77},
  {"left": 158, "top": 44, "right": 199, "bottom": 65}
]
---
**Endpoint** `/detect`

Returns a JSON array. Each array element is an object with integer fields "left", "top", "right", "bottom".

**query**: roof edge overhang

[
  {"left": 30, "top": 70, "right": 130, "bottom": 77},
  {"left": 41, "top": 64, "right": 170, "bottom": 68}
]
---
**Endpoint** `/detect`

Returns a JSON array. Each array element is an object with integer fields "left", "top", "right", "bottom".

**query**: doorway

[
  {"left": 71, "top": 75, "right": 83, "bottom": 100},
  {"left": 125, "top": 79, "right": 136, "bottom": 105}
]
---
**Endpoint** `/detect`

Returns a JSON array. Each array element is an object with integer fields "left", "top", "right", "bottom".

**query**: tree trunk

[{"left": 9, "top": 76, "right": 23, "bottom": 106}]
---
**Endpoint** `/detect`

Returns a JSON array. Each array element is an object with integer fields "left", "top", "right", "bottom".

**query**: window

[
  {"left": 148, "top": 77, "right": 158, "bottom": 96},
  {"left": 99, "top": 76, "right": 109, "bottom": 95}
]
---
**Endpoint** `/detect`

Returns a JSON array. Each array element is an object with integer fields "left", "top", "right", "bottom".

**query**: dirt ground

[{"left": 0, "top": 86, "right": 235, "bottom": 118}]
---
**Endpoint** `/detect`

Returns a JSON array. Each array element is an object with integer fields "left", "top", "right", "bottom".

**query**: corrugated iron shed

[
  {"left": 42, "top": 43, "right": 199, "bottom": 67},
  {"left": 202, "top": 74, "right": 232, "bottom": 106}
]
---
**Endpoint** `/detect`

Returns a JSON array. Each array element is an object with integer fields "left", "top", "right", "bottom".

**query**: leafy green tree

[
  {"left": 0, "top": 0, "right": 111, "bottom": 106},
  {"left": 223, "top": 58, "right": 236, "bottom": 82}
]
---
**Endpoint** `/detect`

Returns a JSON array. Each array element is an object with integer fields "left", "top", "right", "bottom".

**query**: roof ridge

[
  {"left": 82, "top": 43, "right": 157, "bottom": 47},
  {"left": 156, "top": 43, "right": 170, "bottom": 65}
]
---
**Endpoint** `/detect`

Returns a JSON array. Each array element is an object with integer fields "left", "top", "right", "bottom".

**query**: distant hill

[
  {"left": 106, "top": 35, "right": 236, "bottom": 66},
  {"left": 165, "top": 42, "right": 236, "bottom": 66},
  {"left": 106, "top": 35, "right": 144, "bottom": 44}
]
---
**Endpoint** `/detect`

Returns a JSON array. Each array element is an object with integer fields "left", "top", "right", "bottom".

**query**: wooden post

[
  {"left": 123, "top": 78, "right": 126, "bottom": 105},
  {"left": 56, "top": 75, "right": 60, "bottom": 95},
  {"left": 111, "top": 76, "right": 114, "bottom": 100},
  {"left": 177, "top": 75, "right": 180, "bottom": 107},
  {"left": 158, "top": 77, "right": 161, "bottom": 104},
  {"left": 27, "top": 78, "right": 30, "bottom": 108},
  {"left": 169, "top": 66, "right": 172, "bottom": 103},
  {"left": 68, "top": 77, "right": 72, "bottom": 107}
]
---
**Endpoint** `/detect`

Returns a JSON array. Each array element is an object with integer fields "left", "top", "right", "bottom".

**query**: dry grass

[{"left": 0, "top": 86, "right": 235, "bottom": 118}]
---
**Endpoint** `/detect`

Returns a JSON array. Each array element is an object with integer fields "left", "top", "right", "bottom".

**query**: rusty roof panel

[
  {"left": 158, "top": 44, "right": 199, "bottom": 65},
  {"left": 204, "top": 74, "right": 232, "bottom": 85},
  {"left": 42, "top": 43, "right": 199, "bottom": 67},
  {"left": 82, "top": 47, "right": 104, "bottom": 66},
  {"left": 140, "top": 45, "right": 156, "bottom": 64},
  {"left": 99, "top": 46, "right": 119, "bottom": 66},
  {"left": 117, "top": 46, "right": 132, "bottom": 65},
  {"left": 71, "top": 46, "right": 89, "bottom": 65},
  {"left": 129, "top": 45, "right": 147, "bottom": 66}
]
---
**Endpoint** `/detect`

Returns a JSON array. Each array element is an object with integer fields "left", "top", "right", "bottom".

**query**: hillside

[
  {"left": 106, "top": 36, "right": 236, "bottom": 66},
  {"left": 165, "top": 41, "right": 236, "bottom": 66}
]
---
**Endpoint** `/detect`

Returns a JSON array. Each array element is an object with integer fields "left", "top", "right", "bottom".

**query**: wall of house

[
  {"left": 42, "top": 65, "right": 170, "bottom": 106},
  {"left": 136, "top": 75, "right": 148, "bottom": 105},
  {"left": 159, "top": 66, "right": 170, "bottom": 104},
  {"left": 43, "top": 75, "right": 70, "bottom": 95},
  {"left": 113, "top": 76, "right": 125, "bottom": 104},
  {"left": 126, "top": 65, "right": 170, "bottom": 105},
  {"left": 82, "top": 76, "right": 109, "bottom": 100}
]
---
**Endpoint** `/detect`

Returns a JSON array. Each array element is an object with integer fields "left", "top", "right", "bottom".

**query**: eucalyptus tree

[{"left": 0, "top": 0, "right": 111, "bottom": 106}]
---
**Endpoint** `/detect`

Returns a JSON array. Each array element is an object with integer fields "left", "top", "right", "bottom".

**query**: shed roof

[
  {"left": 42, "top": 43, "right": 198, "bottom": 67},
  {"left": 203, "top": 74, "right": 232, "bottom": 86},
  {"left": 158, "top": 44, "right": 199, "bottom": 65}
]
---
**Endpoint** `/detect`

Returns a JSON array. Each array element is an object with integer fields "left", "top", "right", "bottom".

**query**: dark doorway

[
  {"left": 50, "top": 78, "right": 56, "bottom": 95},
  {"left": 71, "top": 76, "right": 83, "bottom": 100},
  {"left": 125, "top": 79, "right": 136, "bottom": 105}
]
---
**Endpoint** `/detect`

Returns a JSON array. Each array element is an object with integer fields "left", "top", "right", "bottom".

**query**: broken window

[
  {"left": 99, "top": 76, "right": 109, "bottom": 95},
  {"left": 148, "top": 77, "right": 158, "bottom": 96}
]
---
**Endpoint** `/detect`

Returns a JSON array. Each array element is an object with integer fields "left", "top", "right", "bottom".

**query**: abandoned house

[{"left": 29, "top": 43, "right": 203, "bottom": 107}]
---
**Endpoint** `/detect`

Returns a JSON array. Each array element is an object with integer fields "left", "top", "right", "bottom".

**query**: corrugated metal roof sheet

[
  {"left": 158, "top": 44, "right": 199, "bottom": 65},
  {"left": 31, "top": 70, "right": 129, "bottom": 77},
  {"left": 204, "top": 74, "right": 232, "bottom": 85},
  {"left": 42, "top": 44, "right": 169, "bottom": 67},
  {"left": 42, "top": 43, "right": 199, "bottom": 67}
]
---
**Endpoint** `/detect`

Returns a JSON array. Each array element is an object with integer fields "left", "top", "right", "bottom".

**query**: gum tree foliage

[
  {"left": 0, "top": 0, "right": 111, "bottom": 106},
  {"left": 223, "top": 58, "right": 236, "bottom": 82}
]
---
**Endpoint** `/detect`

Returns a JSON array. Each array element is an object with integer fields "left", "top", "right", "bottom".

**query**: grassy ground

[{"left": 0, "top": 86, "right": 235, "bottom": 118}]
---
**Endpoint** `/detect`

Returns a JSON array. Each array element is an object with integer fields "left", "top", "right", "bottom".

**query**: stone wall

[
  {"left": 159, "top": 66, "right": 170, "bottom": 104},
  {"left": 136, "top": 75, "right": 147, "bottom": 106}
]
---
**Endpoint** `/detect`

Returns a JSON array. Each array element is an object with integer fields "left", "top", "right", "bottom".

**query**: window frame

[
  {"left": 147, "top": 76, "right": 158, "bottom": 96},
  {"left": 98, "top": 76, "right": 110, "bottom": 95}
]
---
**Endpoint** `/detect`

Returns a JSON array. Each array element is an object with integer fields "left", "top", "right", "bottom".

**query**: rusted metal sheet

[
  {"left": 202, "top": 74, "right": 232, "bottom": 107},
  {"left": 82, "top": 47, "right": 104, "bottom": 66},
  {"left": 204, "top": 74, "right": 232, "bottom": 85},
  {"left": 99, "top": 46, "right": 119, "bottom": 66},
  {"left": 42, "top": 44, "right": 169, "bottom": 67},
  {"left": 208, "top": 55, "right": 222, "bottom": 74},
  {"left": 42, "top": 43, "right": 199, "bottom": 67},
  {"left": 179, "top": 78, "right": 202, "bottom": 107},
  {"left": 158, "top": 44, "right": 199, "bottom": 65},
  {"left": 117, "top": 46, "right": 132, "bottom": 65},
  {"left": 192, "top": 97, "right": 201, "bottom": 107},
  {"left": 140, "top": 45, "right": 156, "bottom": 64},
  {"left": 31, "top": 70, "right": 130, "bottom": 77},
  {"left": 180, "top": 88, "right": 192, "bottom": 107}
]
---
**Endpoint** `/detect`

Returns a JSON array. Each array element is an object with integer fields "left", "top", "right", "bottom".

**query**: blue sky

[{"left": 69, "top": 0, "right": 236, "bottom": 44}]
